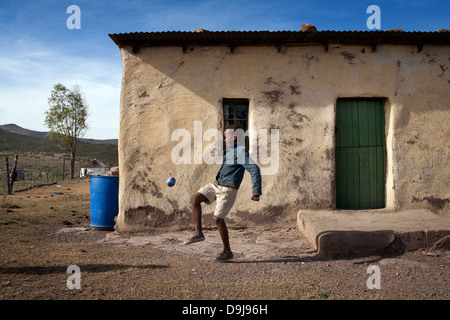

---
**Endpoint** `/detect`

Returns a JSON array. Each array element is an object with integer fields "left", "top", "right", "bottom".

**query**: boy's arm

[
  {"left": 244, "top": 162, "right": 262, "bottom": 196},
  {"left": 240, "top": 148, "right": 262, "bottom": 196}
]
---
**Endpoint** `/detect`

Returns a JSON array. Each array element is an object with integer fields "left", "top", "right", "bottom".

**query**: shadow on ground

[{"left": 0, "top": 264, "right": 169, "bottom": 275}]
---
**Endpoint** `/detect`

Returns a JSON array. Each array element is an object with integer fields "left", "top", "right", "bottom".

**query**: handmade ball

[{"left": 166, "top": 177, "right": 176, "bottom": 187}]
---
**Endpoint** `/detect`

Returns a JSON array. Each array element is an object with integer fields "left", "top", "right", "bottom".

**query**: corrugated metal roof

[{"left": 109, "top": 30, "right": 450, "bottom": 48}]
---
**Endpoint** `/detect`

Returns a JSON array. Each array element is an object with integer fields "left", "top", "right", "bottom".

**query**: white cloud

[{"left": 0, "top": 36, "right": 122, "bottom": 139}]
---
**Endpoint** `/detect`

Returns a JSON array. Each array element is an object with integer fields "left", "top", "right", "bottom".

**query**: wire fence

[{"left": 0, "top": 154, "right": 84, "bottom": 194}]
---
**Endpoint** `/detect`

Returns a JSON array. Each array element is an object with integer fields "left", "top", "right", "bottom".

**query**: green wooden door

[{"left": 335, "top": 99, "right": 386, "bottom": 209}]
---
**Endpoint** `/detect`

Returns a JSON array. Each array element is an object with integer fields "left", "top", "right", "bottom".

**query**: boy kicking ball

[{"left": 184, "top": 125, "right": 262, "bottom": 262}]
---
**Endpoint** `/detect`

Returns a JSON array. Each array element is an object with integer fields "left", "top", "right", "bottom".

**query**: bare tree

[{"left": 45, "top": 83, "right": 89, "bottom": 179}]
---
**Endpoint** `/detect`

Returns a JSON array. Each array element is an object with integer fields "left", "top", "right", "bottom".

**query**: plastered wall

[{"left": 115, "top": 43, "right": 450, "bottom": 231}]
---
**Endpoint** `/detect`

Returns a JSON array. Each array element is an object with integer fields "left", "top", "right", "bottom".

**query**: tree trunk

[
  {"left": 70, "top": 136, "right": 77, "bottom": 180},
  {"left": 70, "top": 151, "right": 75, "bottom": 180}
]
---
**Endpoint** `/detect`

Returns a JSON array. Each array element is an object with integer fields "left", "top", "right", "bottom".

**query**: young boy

[{"left": 184, "top": 126, "right": 262, "bottom": 261}]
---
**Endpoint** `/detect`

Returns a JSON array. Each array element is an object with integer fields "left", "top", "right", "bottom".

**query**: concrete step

[{"left": 297, "top": 209, "right": 450, "bottom": 258}]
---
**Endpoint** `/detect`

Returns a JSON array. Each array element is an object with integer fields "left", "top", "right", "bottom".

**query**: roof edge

[{"left": 108, "top": 30, "right": 450, "bottom": 48}]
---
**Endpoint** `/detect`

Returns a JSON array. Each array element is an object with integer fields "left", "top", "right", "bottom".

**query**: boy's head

[{"left": 224, "top": 125, "right": 243, "bottom": 147}]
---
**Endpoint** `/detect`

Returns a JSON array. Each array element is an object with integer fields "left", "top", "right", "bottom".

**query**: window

[{"left": 223, "top": 99, "right": 249, "bottom": 131}]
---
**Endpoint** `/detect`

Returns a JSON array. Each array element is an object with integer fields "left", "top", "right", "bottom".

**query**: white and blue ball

[{"left": 166, "top": 177, "right": 176, "bottom": 187}]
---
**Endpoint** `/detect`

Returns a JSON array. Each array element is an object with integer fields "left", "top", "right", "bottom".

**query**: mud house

[{"left": 109, "top": 27, "right": 450, "bottom": 232}]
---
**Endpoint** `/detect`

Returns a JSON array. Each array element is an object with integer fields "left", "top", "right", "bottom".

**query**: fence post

[
  {"left": 5, "top": 157, "right": 11, "bottom": 195},
  {"left": 10, "top": 155, "right": 18, "bottom": 191}
]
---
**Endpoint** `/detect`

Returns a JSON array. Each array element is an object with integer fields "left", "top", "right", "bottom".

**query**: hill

[
  {"left": 0, "top": 126, "right": 118, "bottom": 166},
  {"left": 0, "top": 124, "right": 48, "bottom": 139},
  {"left": 0, "top": 124, "right": 118, "bottom": 145}
]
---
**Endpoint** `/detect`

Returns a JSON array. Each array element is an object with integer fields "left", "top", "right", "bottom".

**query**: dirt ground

[{"left": 0, "top": 180, "right": 448, "bottom": 301}]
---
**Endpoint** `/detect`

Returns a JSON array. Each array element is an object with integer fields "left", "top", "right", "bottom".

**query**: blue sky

[{"left": 0, "top": 0, "right": 448, "bottom": 139}]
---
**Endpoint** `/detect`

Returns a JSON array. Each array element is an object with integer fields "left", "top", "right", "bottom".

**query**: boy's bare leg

[
  {"left": 214, "top": 217, "right": 234, "bottom": 261},
  {"left": 188, "top": 192, "right": 208, "bottom": 238},
  {"left": 184, "top": 193, "right": 208, "bottom": 245},
  {"left": 215, "top": 217, "right": 231, "bottom": 253}
]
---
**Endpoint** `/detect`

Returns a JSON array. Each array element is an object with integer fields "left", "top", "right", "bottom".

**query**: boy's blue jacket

[{"left": 215, "top": 144, "right": 262, "bottom": 195}]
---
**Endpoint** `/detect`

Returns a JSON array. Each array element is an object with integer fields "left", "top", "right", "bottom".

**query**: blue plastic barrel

[{"left": 90, "top": 175, "right": 119, "bottom": 230}]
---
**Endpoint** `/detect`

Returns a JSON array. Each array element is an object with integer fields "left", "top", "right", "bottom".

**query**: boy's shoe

[
  {"left": 215, "top": 251, "right": 234, "bottom": 262},
  {"left": 183, "top": 234, "right": 205, "bottom": 245}
]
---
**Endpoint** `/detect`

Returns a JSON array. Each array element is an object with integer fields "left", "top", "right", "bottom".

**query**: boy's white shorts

[{"left": 197, "top": 181, "right": 238, "bottom": 219}]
